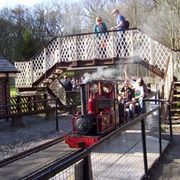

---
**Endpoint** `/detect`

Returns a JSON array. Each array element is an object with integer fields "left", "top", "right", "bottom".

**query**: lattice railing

[{"left": 15, "top": 29, "right": 180, "bottom": 100}]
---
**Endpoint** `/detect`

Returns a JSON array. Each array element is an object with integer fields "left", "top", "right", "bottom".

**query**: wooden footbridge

[{"left": 1, "top": 28, "right": 180, "bottom": 125}]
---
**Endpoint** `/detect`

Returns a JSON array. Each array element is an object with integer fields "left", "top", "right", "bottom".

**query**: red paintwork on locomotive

[
  {"left": 65, "top": 135, "right": 99, "bottom": 149},
  {"left": 65, "top": 81, "right": 119, "bottom": 149},
  {"left": 88, "top": 95, "right": 98, "bottom": 114}
]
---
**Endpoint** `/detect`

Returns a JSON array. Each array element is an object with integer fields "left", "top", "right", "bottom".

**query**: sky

[
  {"left": 0, "top": 0, "right": 45, "bottom": 8},
  {"left": 0, "top": 0, "right": 78, "bottom": 9}
]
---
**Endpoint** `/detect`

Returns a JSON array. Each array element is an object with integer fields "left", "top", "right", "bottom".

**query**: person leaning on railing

[
  {"left": 93, "top": 16, "right": 108, "bottom": 58},
  {"left": 111, "top": 8, "right": 128, "bottom": 57}
]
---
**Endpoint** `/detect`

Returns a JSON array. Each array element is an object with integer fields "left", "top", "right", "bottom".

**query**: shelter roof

[{"left": 0, "top": 55, "right": 19, "bottom": 73}]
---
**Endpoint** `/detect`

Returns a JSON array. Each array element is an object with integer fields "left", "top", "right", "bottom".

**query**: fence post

[
  {"left": 83, "top": 155, "right": 92, "bottom": 180},
  {"left": 158, "top": 104, "right": 162, "bottom": 157},
  {"left": 33, "top": 95, "right": 37, "bottom": 111},
  {"left": 168, "top": 103, "right": 173, "bottom": 142},
  {"left": 141, "top": 118, "right": 148, "bottom": 178},
  {"left": 55, "top": 98, "right": 59, "bottom": 131}
]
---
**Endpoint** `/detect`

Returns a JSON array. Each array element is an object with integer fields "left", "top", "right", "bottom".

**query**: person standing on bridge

[
  {"left": 111, "top": 9, "right": 128, "bottom": 57},
  {"left": 94, "top": 16, "right": 108, "bottom": 58}
]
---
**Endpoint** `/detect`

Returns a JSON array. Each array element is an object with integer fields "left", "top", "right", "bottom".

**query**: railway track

[
  {"left": 0, "top": 132, "right": 81, "bottom": 180},
  {"left": 21, "top": 149, "right": 82, "bottom": 180},
  {"left": 0, "top": 133, "right": 71, "bottom": 167}
]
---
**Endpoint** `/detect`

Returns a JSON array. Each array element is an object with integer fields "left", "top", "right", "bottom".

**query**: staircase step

[
  {"left": 173, "top": 94, "right": 180, "bottom": 97},
  {"left": 171, "top": 101, "right": 180, "bottom": 104},
  {"left": 49, "top": 77, "right": 57, "bottom": 80},
  {"left": 174, "top": 82, "right": 180, "bottom": 85},
  {"left": 53, "top": 69, "right": 64, "bottom": 74},
  {"left": 171, "top": 115, "right": 180, "bottom": 119},
  {"left": 44, "top": 79, "right": 52, "bottom": 83},
  {"left": 49, "top": 74, "right": 57, "bottom": 78},
  {"left": 174, "top": 87, "right": 180, "bottom": 90},
  {"left": 171, "top": 108, "right": 180, "bottom": 111}
]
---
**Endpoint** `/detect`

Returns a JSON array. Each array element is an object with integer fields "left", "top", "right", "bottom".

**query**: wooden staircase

[
  {"left": 17, "top": 63, "right": 68, "bottom": 109},
  {"left": 32, "top": 63, "right": 67, "bottom": 87},
  {"left": 170, "top": 81, "right": 180, "bottom": 123}
]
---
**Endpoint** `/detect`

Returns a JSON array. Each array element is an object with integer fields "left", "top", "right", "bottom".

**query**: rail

[{"left": 30, "top": 93, "right": 173, "bottom": 180}]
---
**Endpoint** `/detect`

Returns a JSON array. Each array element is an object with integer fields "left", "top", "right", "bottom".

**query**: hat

[{"left": 111, "top": 9, "right": 119, "bottom": 14}]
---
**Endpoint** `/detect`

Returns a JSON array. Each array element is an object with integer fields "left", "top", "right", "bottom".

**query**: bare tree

[
  {"left": 152, "top": 0, "right": 180, "bottom": 49},
  {"left": 1, "top": 0, "right": 180, "bottom": 63}
]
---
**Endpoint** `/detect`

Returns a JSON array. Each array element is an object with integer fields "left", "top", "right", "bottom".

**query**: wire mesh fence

[{"left": 34, "top": 99, "right": 172, "bottom": 180}]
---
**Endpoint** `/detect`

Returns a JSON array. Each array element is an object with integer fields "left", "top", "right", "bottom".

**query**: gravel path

[{"left": 0, "top": 113, "right": 72, "bottom": 160}]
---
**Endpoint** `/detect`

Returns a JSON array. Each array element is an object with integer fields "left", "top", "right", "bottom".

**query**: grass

[{"left": 10, "top": 86, "right": 17, "bottom": 97}]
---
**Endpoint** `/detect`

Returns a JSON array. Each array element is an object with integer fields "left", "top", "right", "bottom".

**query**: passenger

[
  {"left": 123, "top": 66, "right": 145, "bottom": 114},
  {"left": 133, "top": 78, "right": 145, "bottom": 114},
  {"left": 93, "top": 16, "right": 108, "bottom": 58},
  {"left": 61, "top": 74, "right": 72, "bottom": 91},
  {"left": 118, "top": 80, "right": 136, "bottom": 121}
]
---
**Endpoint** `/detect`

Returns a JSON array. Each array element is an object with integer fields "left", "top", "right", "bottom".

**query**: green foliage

[{"left": 16, "top": 28, "right": 39, "bottom": 60}]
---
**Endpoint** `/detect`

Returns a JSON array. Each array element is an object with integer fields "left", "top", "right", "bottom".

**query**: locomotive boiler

[{"left": 65, "top": 80, "right": 120, "bottom": 149}]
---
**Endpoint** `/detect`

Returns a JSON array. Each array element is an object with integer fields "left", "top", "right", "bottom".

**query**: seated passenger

[
  {"left": 132, "top": 78, "right": 145, "bottom": 114},
  {"left": 123, "top": 66, "right": 147, "bottom": 114},
  {"left": 118, "top": 80, "right": 136, "bottom": 121}
]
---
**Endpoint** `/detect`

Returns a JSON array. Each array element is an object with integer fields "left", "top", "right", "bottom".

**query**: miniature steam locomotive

[{"left": 65, "top": 80, "right": 120, "bottom": 149}]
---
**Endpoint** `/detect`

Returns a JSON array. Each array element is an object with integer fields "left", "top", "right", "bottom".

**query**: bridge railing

[{"left": 15, "top": 29, "right": 179, "bottom": 91}]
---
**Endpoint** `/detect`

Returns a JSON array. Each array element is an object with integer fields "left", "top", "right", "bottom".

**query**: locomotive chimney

[{"left": 80, "top": 84, "right": 87, "bottom": 115}]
